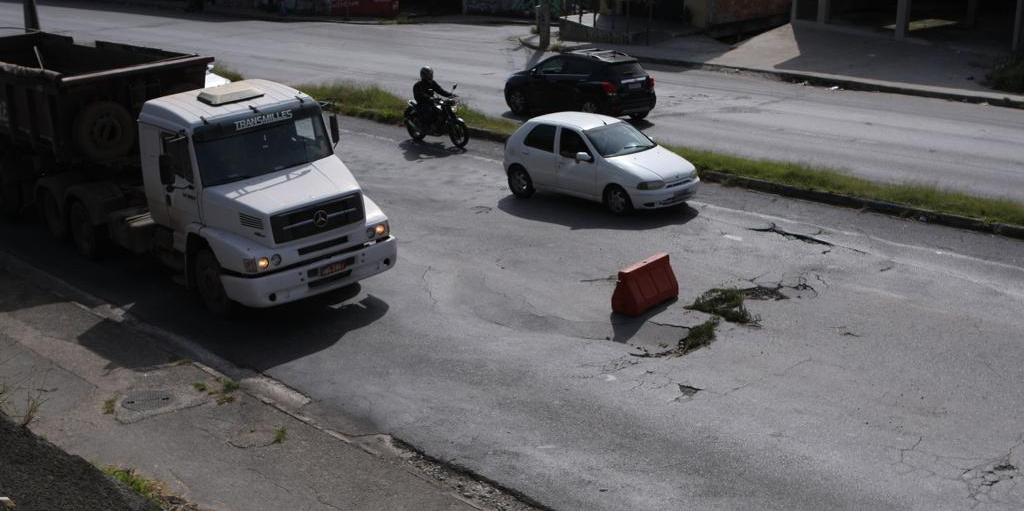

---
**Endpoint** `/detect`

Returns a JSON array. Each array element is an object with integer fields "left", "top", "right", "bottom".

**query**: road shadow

[
  {"left": 0, "top": 217, "right": 392, "bottom": 374},
  {"left": 400, "top": 139, "right": 466, "bottom": 161},
  {"left": 25, "top": 0, "right": 249, "bottom": 24},
  {"left": 497, "top": 193, "right": 698, "bottom": 231},
  {"left": 608, "top": 299, "right": 676, "bottom": 344}
]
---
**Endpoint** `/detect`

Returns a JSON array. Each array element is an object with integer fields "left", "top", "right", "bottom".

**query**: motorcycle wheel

[
  {"left": 449, "top": 120, "right": 469, "bottom": 148},
  {"left": 405, "top": 117, "right": 427, "bottom": 141}
]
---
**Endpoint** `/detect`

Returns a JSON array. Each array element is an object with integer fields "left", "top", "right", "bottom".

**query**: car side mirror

[
  {"left": 158, "top": 155, "right": 175, "bottom": 186},
  {"left": 329, "top": 114, "right": 340, "bottom": 147},
  {"left": 575, "top": 152, "right": 593, "bottom": 163}
]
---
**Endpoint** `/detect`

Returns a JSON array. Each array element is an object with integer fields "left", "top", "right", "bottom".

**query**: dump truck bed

[{"left": 0, "top": 31, "right": 213, "bottom": 164}]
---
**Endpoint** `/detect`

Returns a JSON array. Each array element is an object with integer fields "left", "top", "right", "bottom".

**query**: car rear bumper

[
  {"left": 631, "top": 177, "right": 699, "bottom": 209},
  {"left": 221, "top": 236, "right": 397, "bottom": 308},
  {"left": 608, "top": 92, "right": 656, "bottom": 115}
]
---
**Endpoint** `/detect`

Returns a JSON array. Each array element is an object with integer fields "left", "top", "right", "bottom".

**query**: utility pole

[
  {"left": 538, "top": 0, "right": 551, "bottom": 49},
  {"left": 23, "top": 0, "right": 40, "bottom": 31}
]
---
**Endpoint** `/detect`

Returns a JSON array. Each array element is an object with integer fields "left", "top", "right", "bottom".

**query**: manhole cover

[{"left": 121, "top": 390, "right": 175, "bottom": 412}]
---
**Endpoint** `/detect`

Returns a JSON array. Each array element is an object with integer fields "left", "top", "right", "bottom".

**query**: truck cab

[{"left": 134, "top": 79, "right": 396, "bottom": 312}]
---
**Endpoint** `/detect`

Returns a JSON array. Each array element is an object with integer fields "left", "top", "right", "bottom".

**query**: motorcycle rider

[{"left": 413, "top": 66, "right": 455, "bottom": 130}]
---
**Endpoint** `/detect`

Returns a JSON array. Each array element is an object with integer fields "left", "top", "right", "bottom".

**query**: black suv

[{"left": 504, "top": 49, "right": 656, "bottom": 120}]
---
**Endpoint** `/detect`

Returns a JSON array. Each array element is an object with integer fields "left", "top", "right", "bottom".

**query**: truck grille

[
  {"left": 270, "top": 193, "right": 364, "bottom": 244},
  {"left": 239, "top": 212, "right": 264, "bottom": 230}
]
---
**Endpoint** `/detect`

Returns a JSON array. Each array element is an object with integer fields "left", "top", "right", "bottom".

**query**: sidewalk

[
  {"left": 0, "top": 265, "right": 527, "bottom": 511},
  {"left": 525, "top": 23, "right": 1024, "bottom": 108}
]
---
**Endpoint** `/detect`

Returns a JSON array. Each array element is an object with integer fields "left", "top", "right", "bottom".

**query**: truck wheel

[
  {"left": 0, "top": 157, "right": 24, "bottom": 218},
  {"left": 73, "top": 101, "right": 136, "bottom": 160},
  {"left": 39, "top": 190, "right": 68, "bottom": 240},
  {"left": 69, "top": 201, "right": 107, "bottom": 259},
  {"left": 195, "top": 248, "right": 236, "bottom": 316}
]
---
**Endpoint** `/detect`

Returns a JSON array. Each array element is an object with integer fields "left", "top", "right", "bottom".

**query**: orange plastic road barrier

[{"left": 611, "top": 253, "right": 679, "bottom": 316}]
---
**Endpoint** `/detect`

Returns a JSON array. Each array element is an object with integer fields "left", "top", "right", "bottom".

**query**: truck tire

[
  {"left": 69, "top": 201, "right": 107, "bottom": 259},
  {"left": 194, "top": 248, "right": 236, "bottom": 317},
  {"left": 73, "top": 101, "right": 136, "bottom": 160},
  {"left": 39, "top": 189, "right": 68, "bottom": 240}
]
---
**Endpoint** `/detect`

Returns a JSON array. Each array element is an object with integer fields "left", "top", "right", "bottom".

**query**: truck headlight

[
  {"left": 367, "top": 221, "right": 389, "bottom": 240},
  {"left": 637, "top": 180, "right": 665, "bottom": 190},
  {"left": 244, "top": 256, "right": 272, "bottom": 273}
]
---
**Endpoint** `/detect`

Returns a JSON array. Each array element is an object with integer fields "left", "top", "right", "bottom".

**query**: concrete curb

[
  {"left": 516, "top": 36, "right": 1024, "bottom": 110},
  {"left": 337, "top": 108, "right": 1024, "bottom": 240},
  {"left": 700, "top": 171, "right": 1024, "bottom": 240}
]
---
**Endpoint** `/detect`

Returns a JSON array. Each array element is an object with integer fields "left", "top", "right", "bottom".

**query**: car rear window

[
  {"left": 524, "top": 124, "right": 556, "bottom": 153},
  {"left": 605, "top": 62, "right": 646, "bottom": 79}
]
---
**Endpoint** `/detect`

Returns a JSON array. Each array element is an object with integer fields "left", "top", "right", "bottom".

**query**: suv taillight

[
  {"left": 645, "top": 76, "right": 655, "bottom": 89},
  {"left": 600, "top": 81, "right": 618, "bottom": 95}
]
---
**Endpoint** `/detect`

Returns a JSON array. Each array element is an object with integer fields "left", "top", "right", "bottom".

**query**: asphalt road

[
  {"left": 2, "top": 116, "right": 1024, "bottom": 510},
  {"left": 2, "top": 0, "right": 1024, "bottom": 202}
]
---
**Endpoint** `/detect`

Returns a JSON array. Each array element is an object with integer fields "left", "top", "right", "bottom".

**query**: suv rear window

[
  {"left": 524, "top": 124, "right": 556, "bottom": 152},
  {"left": 605, "top": 62, "right": 646, "bottom": 79}
]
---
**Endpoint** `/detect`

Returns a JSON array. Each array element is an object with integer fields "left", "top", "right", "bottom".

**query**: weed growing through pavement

[
  {"left": 685, "top": 288, "right": 760, "bottom": 325},
  {"left": 273, "top": 426, "right": 287, "bottom": 444},
  {"left": 103, "top": 397, "right": 116, "bottom": 415},
  {"left": 192, "top": 382, "right": 207, "bottom": 393},
  {"left": 220, "top": 379, "right": 240, "bottom": 394}
]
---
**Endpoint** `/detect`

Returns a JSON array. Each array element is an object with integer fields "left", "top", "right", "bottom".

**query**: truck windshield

[{"left": 195, "top": 113, "right": 333, "bottom": 187}]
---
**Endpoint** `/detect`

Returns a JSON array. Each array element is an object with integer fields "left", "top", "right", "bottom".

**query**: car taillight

[
  {"left": 600, "top": 81, "right": 618, "bottom": 95},
  {"left": 645, "top": 76, "right": 655, "bottom": 89}
]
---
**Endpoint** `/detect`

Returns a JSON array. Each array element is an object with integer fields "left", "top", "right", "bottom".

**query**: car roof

[
  {"left": 567, "top": 48, "right": 638, "bottom": 64},
  {"left": 529, "top": 112, "right": 624, "bottom": 131}
]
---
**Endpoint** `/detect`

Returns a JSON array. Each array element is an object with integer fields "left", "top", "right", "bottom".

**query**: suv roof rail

[{"left": 569, "top": 48, "right": 634, "bottom": 61}]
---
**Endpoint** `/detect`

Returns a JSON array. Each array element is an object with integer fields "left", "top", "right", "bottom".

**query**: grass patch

[
  {"left": 102, "top": 397, "right": 116, "bottom": 415},
  {"left": 685, "top": 287, "right": 759, "bottom": 325},
  {"left": 273, "top": 426, "right": 287, "bottom": 444},
  {"left": 220, "top": 378, "right": 240, "bottom": 394},
  {"left": 192, "top": 382, "right": 208, "bottom": 393},
  {"left": 666, "top": 144, "right": 1024, "bottom": 227},
  {"left": 212, "top": 64, "right": 244, "bottom": 82},
  {"left": 679, "top": 318, "right": 719, "bottom": 354},
  {"left": 103, "top": 466, "right": 162, "bottom": 502},
  {"left": 986, "top": 55, "right": 1024, "bottom": 93},
  {"left": 298, "top": 82, "right": 518, "bottom": 136}
]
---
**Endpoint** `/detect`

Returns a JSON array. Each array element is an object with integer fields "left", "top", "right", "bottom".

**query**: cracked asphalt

[{"left": 2, "top": 117, "right": 1024, "bottom": 509}]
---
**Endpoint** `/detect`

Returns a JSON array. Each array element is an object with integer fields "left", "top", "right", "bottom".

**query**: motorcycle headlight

[{"left": 637, "top": 180, "right": 666, "bottom": 190}]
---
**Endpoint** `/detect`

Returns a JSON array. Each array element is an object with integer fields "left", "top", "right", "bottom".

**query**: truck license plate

[{"left": 317, "top": 260, "right": 349, "bottom": 278}]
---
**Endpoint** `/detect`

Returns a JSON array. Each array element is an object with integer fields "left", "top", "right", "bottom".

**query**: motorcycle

[{"left": 404, "top": 84, "right": 469, "bottom": 149}]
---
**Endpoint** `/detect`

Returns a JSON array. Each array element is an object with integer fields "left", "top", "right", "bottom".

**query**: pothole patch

[{"left": 229, "top": 426, "right": 279, "bottom": 449}]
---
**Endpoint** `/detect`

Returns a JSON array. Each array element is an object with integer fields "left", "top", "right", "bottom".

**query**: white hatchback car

[{"left": 503, "top": 112, "right": 699, "bottom": 214}]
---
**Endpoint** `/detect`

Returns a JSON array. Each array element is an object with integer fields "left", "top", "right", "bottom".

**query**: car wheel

[
  {"left": 629, "top": 111, "right": 650, "bottom": 121},
  {"left": 603, "top": 185, "right": 634, "bottom": 215},
  {"left": 507, "top": 89, "right": 529, "bottom": 116},
  {"left": 580, "top": 99, "right": 600, "bottom": 114},
  {"left": 194, "top": 248, "right": 236, "bottom": 317},
  {"left": 69, "top": 201, "right": 107, "bottom": 259},
  {"left": 507, "top": 166, "right": 535, "bottom": 199}
]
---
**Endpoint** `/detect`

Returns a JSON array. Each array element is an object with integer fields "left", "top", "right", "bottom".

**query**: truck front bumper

[{"left": 220, "top": 236, "right": 397, "bottom": 308}]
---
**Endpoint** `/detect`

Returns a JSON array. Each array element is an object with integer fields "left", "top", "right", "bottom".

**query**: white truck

[{"left": 0, "top": 30, "right": 396, "bottom": 314}]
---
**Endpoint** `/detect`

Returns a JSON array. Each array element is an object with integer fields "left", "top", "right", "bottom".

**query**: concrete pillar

[
  {"left": 895, "top": 0, "right": 911, "bottom": 40},
  {"left": 791, "top": 0, "right": 798, "bottom": 23},
  {"left": 1015, "top": 0, "right": 1023, "bottom": 52},
  {"left": 965, "top": 0, "right": 978, "bottom": 27},
  {"left": 816, "top": 0, "right": 829, "bottom": 24}
]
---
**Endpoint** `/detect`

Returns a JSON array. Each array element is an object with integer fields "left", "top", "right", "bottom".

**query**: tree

[{"left": 537, "top": 0, "right": 551, "bottom": 49}]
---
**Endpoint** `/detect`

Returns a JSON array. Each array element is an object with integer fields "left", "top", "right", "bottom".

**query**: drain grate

[{"left": 121, "top": 390, "right": 175, "bottom": 412}]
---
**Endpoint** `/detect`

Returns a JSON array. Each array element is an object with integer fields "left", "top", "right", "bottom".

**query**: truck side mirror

[{"left": 329, "top": 114, "right": 340, "bottom": 147}]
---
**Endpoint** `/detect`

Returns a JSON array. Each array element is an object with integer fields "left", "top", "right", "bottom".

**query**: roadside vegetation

[
  {"left": 986, "top": 55, "right": 1024, "bottom": 93},
  {"left": 191, "top": 63, "right": 1024, "bottom": 229},
  {"left": 103, "top": 466, "right": 163, "bottom": 503},
  {"left": 211, "top": 64, "right": 244, "bottom": 83},
  {"left": 685, "top": 287, "right": 759, "bottom": 325}
]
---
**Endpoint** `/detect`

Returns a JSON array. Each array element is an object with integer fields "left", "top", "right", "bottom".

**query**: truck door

[{"left": 160, "top": 133, "right": 201, "bottom": 250}]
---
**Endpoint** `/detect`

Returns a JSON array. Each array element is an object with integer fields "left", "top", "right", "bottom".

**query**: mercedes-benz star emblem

[{"left": 313, "top": 210, "right": 329, "bottom": 228}]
